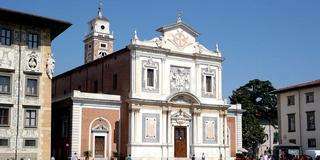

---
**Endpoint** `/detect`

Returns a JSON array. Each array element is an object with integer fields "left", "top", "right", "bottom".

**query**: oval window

[{"left": 101, "top": 25, "right": 105, "bottom": 30}]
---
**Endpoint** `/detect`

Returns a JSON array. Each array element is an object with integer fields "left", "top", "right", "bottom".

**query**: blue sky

[{"left": 2, "top": 0, "right": 319, "bottom": 98}]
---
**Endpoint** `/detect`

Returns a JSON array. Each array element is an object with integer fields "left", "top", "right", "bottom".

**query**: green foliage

[
  {"left": 242, "top": 114, "right": 266, "bottom": 154},
  {"left": 83, "top": 150, "right": 92, "bottom": 160},
  {"left": 229, "top": 79, "right": 277, "bottom": 155}
]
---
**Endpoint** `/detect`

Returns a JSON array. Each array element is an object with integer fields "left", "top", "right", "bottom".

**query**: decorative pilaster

[
  {"left": 219, "top": 109, "right": 228, "bottom": 160},
  {"left": 129, "top": 105, "right": 141, "bottom": 143},
  {"left": 192, "top": 108, "right": 201, "bottom": 145}
]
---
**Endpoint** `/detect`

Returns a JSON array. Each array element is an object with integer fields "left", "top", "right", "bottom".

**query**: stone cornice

[
  {"left": 126, "top": 98, "right": 229, "bottom": 110},
  {"left": 128, "top": 44, "right": 223, "bottom": 62}
]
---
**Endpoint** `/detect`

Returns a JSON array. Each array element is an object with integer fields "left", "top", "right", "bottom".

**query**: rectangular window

[
  {"left": 27, "top": 33, "right": 39, "bottom": 49},
  {"left": 0, "top": 107, "right": 9, "bottom": 126},
  {"left": 0, "top": 75, "right": 10, "bottom": 94},
  {"left": 308, "top": 138, "right": 316, "bottom": 148},
  {"left": 24, "top": 109, "right": 37, "bottom": 128},
  {"left": 0, "top": 28, "right": 12, "bottom": 46},
  {"left": 306, "top": 111, "right": 315, "bottom": 131},
  {"left": 287, "top": 95, "right": 295, "bottom": 106},
  {"left": 0, "top": 139, "right": 9, "bottom": 147},
  {"left": 288, "top": 114, "right": 295, "bottom": 132},
  {"left": 101, "top": 43, "right": 106, "bottom": 48},
  {"left": 206, "top": 76, "right": 212, "bottom": 92},
  {"left": 289, "top": 139, "right": 296, "bottom": 144},
  {"left": 24, "top": 139, "right": 37, "bottom": 147},
  {"left": 112, "top": 73, "right": 117, "bottom": 90},
  {"left": 306, "top": 92, "right": 314, "bottom": 103},
  {"left": 147, "top": 68, "right": 154, "bottom": 87},
  {"left": 26, "top": 78, "right": 38, "bottom": 96}
]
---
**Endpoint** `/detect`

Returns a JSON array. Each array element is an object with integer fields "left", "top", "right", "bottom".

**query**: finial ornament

[
  {"left": 215, "top": 43, "right": 220, "bottom": 53},
  {"left": 131, "top": 29, "right": 139, "bottom": 44},
  {"left": 177, "top": 10, "right": 183, "bottom": 23},
  {"left": 98, "top": 0, "right": 103, "bottom": 18}
]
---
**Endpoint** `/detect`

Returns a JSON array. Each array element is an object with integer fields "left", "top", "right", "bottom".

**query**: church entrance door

[
  {"left": 174, "top": 126, "right": 187, "bottom": 157},
  {"left": 95, "top": 136, "right": 105, "bottom": 158}
]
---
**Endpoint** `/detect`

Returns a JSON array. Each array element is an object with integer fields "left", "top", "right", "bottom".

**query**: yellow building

[{"left": 0, "top": 7, "right": 70, "bottom": 160}]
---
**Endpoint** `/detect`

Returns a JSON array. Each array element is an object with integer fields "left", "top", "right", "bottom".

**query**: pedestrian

[
  {"left": 262, "top": 151, "right": 268, "bottom": 160},
  {"left": 71, "top": 152, "right": 79, "bottom": 160},
  {"left": 191, "top": 154, "right": 195, "bottom": 160},
  {"left": 126, "top": 154, "right": 132, "bottom": 160},
  {"left": 202, "top": 153, "right": 205, "bottom": 160}
]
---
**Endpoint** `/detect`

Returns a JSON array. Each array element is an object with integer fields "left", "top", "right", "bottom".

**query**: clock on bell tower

[{"left": 83, "top": 0, "right": 114, "bottom": 64}]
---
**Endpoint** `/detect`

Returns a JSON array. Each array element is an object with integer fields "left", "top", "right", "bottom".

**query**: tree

[{"left": 229, "top": 79, "right": 277, "bottom": 156}]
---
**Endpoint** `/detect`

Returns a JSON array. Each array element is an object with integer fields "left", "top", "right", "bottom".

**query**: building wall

[
  {"left": 227, "top": 117, "right": 236, "bottom": 157},
  {"left": 81, "top": 108, "right": 120, "bottom": 157},
  {"left": 278, "top": 86, "right": 320, "bottom": 150},
  {"left": 0, "top": 21, "right": 53, "bottom": 159},
  {"left": 52, "top": 49, "right": 131, "bottom": 158},
  {"left": 127, "top": 103, "right": 229, "bottom": 160},
  {"left": 258, "top": 124, "right": 278, "bottom": 156},
  {"left": 130, "top": 49, "right": 224, "bottom": 105}
]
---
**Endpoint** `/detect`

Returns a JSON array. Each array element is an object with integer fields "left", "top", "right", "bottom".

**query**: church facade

[{"left": 52, "top": 5, "right": 243, "bottom": 160}]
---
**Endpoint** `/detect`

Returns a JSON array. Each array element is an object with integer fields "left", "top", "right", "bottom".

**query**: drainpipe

[{"left": 15, "top": 24, "right": 22, "bottom": 160}]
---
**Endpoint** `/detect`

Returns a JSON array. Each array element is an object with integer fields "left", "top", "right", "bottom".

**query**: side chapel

[{"left": 52, "top": 4, "right": 243, "bottom": 160}]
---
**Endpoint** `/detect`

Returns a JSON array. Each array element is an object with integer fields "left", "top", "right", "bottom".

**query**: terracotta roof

[
  {"left": 274, "top": 79, "right": 320, "bottom": 93},
  {"left": 0, "top": 7, "right": 71, "bottom": 40}
]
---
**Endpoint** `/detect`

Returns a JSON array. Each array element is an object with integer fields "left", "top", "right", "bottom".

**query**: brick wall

[
  {"left": 53, "top": 48, "right": 131, "bottom": 158},
  {"left": 81, "top": 108, "right": 120, "bottom": 157},
  {"left": 227, "top": 117, "right": 237, "bottom": 157}
]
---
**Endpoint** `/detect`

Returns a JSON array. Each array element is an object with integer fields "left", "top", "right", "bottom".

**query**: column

[
  {"left": 130, "top": 110, "right": 135, "bottom": 144},
  {"left": 192, "top": 108, "right": 201, "bottom": 145},
  {"left": 197, "top": 113, "right": 201, "bottom": 144},
  {"left": 161, "top": 107, "right": 168, "bottom": 159},
  {"left": 134, "top": 110, "right": 138, "bottom": 143},
  {"left": 166, "top": 107, "right": 172, "bottom": 159},
  {"left": 168, "top": 110, "right": 172, "bottom": 144}
]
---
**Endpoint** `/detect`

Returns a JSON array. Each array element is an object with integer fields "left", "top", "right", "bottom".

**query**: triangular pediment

[
  {"left": 156, "top": 21, "right": 200, "bottom": 38},
  {"left": 91, "top": 124, "right": 109, "bottom": 133},
  {"left": 171, "top": 109, "right": 192, "bottom": 120},
  {"left": 131, "top": 21, "right": 220, "bottom": 56},
  {"left": 171, "top": 109, "right": 192, "bottom": 126}
]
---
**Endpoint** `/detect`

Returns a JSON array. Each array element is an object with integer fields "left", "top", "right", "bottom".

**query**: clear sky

[{"left": 2, "top": 0, "right": 319, "bottom": 98}]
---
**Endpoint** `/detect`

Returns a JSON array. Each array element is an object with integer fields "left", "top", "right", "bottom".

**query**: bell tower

[{"left": 84, "top": 0, "right": 114, "bottom": 64}]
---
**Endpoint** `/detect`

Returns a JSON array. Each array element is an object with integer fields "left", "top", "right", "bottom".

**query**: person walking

[{"left": 71, "top": 152, "right": 79, "bottom": 160}]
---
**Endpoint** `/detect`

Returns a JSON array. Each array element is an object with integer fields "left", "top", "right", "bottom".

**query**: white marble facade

[{"left": 126, "top": 18, "right": 243, "bottom": 160}]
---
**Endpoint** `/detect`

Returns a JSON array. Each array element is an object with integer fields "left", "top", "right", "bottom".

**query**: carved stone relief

[
  {"left": 26, "top": 51, "right": 40, "bottom": 72},
  {"left": 171, "top": 109, "right": 192, "bottom": 126},
  {"left": 142, "top": 58, "right": 159, "bottom": 93},
  {"left": 170, "top": 66, "right": 190, "bottom": 93},
  {"left": 201, "top": 67, "right": 216, "bottom": 98},
  {"left": 46, "top": 54, "right": 55, "bottom": 79},
  {"left": 169, "top": 30, "right": 191, "bottom": 49}
]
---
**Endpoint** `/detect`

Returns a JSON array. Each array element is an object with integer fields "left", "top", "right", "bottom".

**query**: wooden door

[
  {"left": 174, "top": 126, "right": 187, "bottom": 157},
  {"left": 95, "top": 136, "right": 105, "bottom": 158}
]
